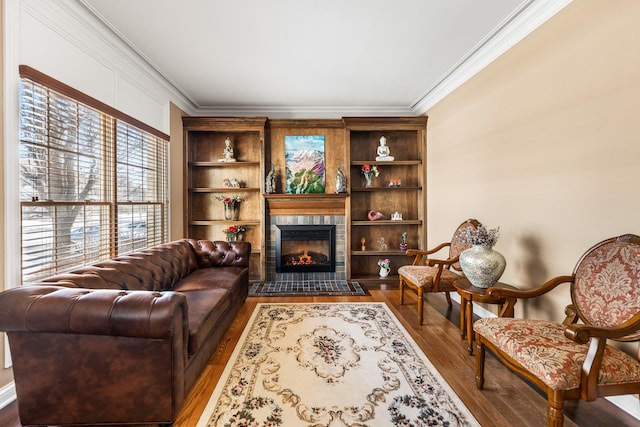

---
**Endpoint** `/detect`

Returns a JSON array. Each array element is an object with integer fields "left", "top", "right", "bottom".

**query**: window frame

[{"left": 18, "top": 66, "right": 169, "bottom": 284}]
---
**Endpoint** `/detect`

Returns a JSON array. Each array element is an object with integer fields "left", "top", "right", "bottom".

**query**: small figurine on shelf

[
  {"left": 219, "top": 137, "right": 236, "bottom": 162},
  {"left": 367, "top": 210, "right": 385, "bottom": 221},
  {"left": 223, "top": 177, "right": 242, "bottom": 188},
  {"left": 375, "top": 136, "right": 394, "bottom": 161},
  {"left": 391, "top": 211, "right": 402, "bottom": 221},
  {"left": 378, "top": 236, "right": 387, "bottom": 251},
  {"left": 361, "top": 237, "right": 366, "bottom": 251},
  {"left": 335, "top": 165, "right": 347, "bottom": 193},
  {"left": 400, "top": 232, "right": 408, "bottom": 252},
  {"left": 265, "top": 166, "right": 277, "bottom": 194}
]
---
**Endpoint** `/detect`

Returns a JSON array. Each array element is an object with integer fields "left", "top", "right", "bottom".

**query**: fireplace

[{"left": 275, "top": 225, "right": 336, "bottom": 273}]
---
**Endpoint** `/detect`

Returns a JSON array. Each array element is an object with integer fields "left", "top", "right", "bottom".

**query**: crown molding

[
  {"left": 195, "top": 105, "right": 416, "bottom": 120},
  {"left": 67, "top": 0, "right": 571, "bottom": 119},
  {"left": 412, "top": 0, "right": 573, "bottom": 115}
]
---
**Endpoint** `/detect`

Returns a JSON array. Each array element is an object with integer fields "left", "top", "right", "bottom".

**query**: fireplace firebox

[{"left": 275, "top": 225, "right": 336, "bottom": 273}]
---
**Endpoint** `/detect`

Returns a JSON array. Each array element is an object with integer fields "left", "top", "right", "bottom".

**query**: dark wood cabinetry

[
  {"left": 344, "top": 117, "right": 428, "bottom": 283},
  {"left": 183, "top": 116, "right": 426, "bottom": 285},
  {"left": 183, "top": 117, "right": 267, "bottom": 282}
]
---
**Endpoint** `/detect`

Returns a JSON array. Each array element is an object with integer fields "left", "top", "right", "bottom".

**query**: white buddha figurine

[
  {"left": 375, "top": 136, "right": 394, "bottom": 161},
  {"left": 219, "top": 137, "right": 236, "bottom": 162}
]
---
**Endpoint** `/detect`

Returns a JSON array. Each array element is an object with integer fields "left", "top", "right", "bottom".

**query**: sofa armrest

[
  {"left": 0, "top": 285, "right": 188, "bottom": 340},
  {"left": 187, "top": 239, "right": 251, "bottom": 269},
  {"left": 0, "top": 285, "right": 190, "bottom": 425}
]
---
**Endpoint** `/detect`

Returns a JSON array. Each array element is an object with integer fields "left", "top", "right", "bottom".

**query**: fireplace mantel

[{"left": 265, "top": 194, "right": 347, "bottom": 215}]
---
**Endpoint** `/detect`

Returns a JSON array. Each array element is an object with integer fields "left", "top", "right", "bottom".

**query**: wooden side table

[{"left": 453, "top": 278, "right": 518, "bottom": 354}]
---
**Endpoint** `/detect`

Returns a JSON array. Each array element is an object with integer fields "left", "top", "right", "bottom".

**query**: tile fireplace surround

[{"left": 267, "top": 215, "right": 346, "bottom": 282}]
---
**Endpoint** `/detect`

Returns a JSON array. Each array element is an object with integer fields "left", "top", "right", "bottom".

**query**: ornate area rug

[
  {"left": 196, "top": 303, "right": 479, "bottom": 426},
  {"left": 249, "top": 280, "right": 367, "bottom": 296}
]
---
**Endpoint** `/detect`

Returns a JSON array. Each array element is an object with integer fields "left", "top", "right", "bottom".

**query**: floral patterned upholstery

[
  {"left": 573, "top": 240, "right": 640, "bottom": 328},
  {"left": 399, "top": 219, "right": 479, "bottom": 324},
  {"left": 450, "top": 222, "right": 476, "bottom": 270},
  {"left": 474, "top": 234, "right": 640, "bottom": 427},
  {"left": 397, "top": 265, "right": 461, "bottom": 291},
  {"left": 474, "top": 317, "right": 640, "bottom": 390}
]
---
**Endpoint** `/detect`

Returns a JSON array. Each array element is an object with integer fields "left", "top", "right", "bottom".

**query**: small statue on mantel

[
  {"left": 265, "top": 166, "right": 277, "bottom": 194},
  {"left": 335, "top": 165, "right": 347, "bottom": 193},
  {"left": 375, "top": 136, "right": 394, "bottom": 161},
  {"left": 219, "top": 137, "right": 236, "bottom": 162}
]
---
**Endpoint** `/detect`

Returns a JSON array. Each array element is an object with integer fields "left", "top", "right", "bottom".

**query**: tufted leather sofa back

[
  {"left": 186, "top": 239, "right": 251, "bottom": 268},
  {"left": 41, "top": 240, "right": 200, "bottom": 291}
]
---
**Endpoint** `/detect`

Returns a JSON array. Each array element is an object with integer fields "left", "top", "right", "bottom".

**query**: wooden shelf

[
  {"left": 189, "top": 187, "right": 261, "bottom": 193},
  {"left": 350, "top": 160, "right": 422, "bottom": 166},
  {"left": 189, "top": 220, "right": 261, "bottom": 226},
  {"left": 189, "top": 161, "right": 261, "bottom": 167},
  {"left": 351, "top": 220, "right": 422, "bottom": 226},
  {"left": 184, "top": 117, "right": 267, "bottom": 282},
  {"left": 345, "top": 117, "right": 427, "bottom": 280},
  {"left": 352, "top": 250, "right": 410, "bottom": 256},
  {"left": 351, "top": 274, "right": 401, "bottom": 282}
]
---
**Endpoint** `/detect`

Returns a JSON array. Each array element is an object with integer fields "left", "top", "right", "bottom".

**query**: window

[{"left": 19, "top": 66, "right": 168, "bottom": 283}]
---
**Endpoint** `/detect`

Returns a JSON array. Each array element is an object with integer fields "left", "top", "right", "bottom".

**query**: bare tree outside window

[{"left": 19, "top": 73, "right": 168, "bottom": 283}]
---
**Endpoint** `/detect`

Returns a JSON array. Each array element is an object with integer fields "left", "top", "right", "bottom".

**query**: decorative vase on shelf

[
  {"left": 223, "top": 203, "right": 239, "bottom": 221},
  {"left": 377, "top": 258, "right": 391, "bottom": 278},
  {"left": 363, "top": 174, "right": 372, "bottom": 188},
  {"left": 379, "top": 266, "right": 390, "bottom": 278},
  {"left": 459, "top": 245, "right": 506, "bottom": 288}
]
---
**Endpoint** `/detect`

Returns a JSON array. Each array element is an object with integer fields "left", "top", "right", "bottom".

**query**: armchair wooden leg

[
  {"left": 399, "top": 277, "right": 405, "bottom": 305},
  {"left": 548, "top": 391, "right": 566, "bottom": 427},
  {"left": 444, "top": 291, "right": 452, "bottom": 306},
  {"left": 417, "top": 287, "right": 424, "bottom": 324},
  {"left": 475, "top": 337, "right": 485, "bottom": 389}
]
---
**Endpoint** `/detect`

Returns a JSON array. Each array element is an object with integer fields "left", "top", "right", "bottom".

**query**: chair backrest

[
  {"left": 449, "top": 219, "right": 480, "bottom": 271},
  {"left": 572, "top": 234, "right": 640, "bottom": 333}
]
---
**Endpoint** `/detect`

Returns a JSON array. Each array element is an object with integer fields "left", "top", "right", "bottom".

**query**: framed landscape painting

[{"left": 284, "top": 135, "right": 325, "bottom": 194}]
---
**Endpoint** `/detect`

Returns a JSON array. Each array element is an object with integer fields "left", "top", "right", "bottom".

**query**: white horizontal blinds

[
  {"left": 19, "top": 69, "right": 168, "bottom": 284},
  {"left": 20, "top": 80, "right": 114, "bottom": 282},
  {"left": 116, "top": 122, "right": 168, "bottom": 254}
]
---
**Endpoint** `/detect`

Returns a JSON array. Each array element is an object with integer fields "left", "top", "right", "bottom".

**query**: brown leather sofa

[{"left": 0, "top": 238, "right": 250, "bottom": 426}]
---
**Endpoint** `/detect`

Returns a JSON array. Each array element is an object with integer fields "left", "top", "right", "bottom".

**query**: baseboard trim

[
  {"left": 0, "top": 382, "right": 16, "bottom": 410},
  {"left": 605, "top": 395, "right": 640, "bottom": 421}
]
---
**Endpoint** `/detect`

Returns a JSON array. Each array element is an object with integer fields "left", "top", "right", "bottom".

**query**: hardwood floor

[{"left": 1, "top": 289, "right": 638, "bottom": 426}]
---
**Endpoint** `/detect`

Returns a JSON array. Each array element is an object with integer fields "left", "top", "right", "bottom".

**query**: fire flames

[{"left": 285, "top": 251, "right": 322, "bottom": 265}]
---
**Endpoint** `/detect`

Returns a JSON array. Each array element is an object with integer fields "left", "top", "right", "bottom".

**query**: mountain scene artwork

[{"left": 284, "top": 135, "right": 326, "bottom": 194}]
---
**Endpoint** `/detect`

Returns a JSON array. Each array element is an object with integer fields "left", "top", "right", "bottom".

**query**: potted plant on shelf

[
  {"left": 361, "top": 164, "right": 380, "bottom": 188},
  {"left": 223, "top": 225, "right": 245, "bottom": 242},
  {"left": 215, "top": 194, "right": 242, "bottom": 220}
]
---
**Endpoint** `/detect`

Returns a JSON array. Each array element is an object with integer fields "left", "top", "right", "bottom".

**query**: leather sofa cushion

[
  {"left": 181, "top": 288, "right": 230, "bottom": 356},
  {"left": 173, "top": 266, "right": 247, "bottom": 292}
]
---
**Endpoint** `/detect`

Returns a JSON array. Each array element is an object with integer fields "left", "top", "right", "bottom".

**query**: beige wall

[
  {"left": 426, "top": 0, "right": 640, "bottom": 321},
  {"left": 169, "top": 103, "right": 186, "bottom": 240}
]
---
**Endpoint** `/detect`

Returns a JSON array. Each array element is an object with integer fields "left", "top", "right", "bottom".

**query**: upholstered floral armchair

[
  {"left": 474, "top": 234, "right": 640, "bottom": 427},
  {"left": 398, "top": 219, "right": 479, "bottom": 324}
]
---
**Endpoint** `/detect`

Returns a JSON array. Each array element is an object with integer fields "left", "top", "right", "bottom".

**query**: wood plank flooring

[{"left": 1, "top": 289, "right": 638, "bottom": 426}]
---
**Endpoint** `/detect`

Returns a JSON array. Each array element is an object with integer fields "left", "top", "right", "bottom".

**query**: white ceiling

[{"left": 80, "top": 0, "right": 569, "bottom": 118}]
